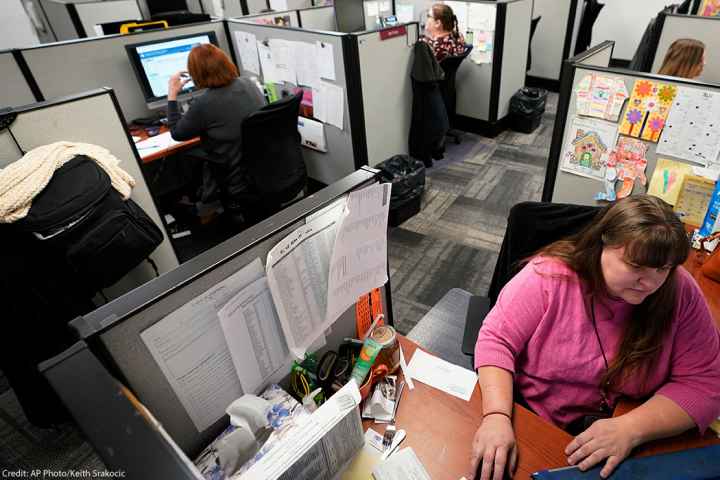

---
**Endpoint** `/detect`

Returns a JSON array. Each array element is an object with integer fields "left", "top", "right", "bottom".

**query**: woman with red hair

[{"left": 167, "top": 44, "right": 265, "bottom": 206}]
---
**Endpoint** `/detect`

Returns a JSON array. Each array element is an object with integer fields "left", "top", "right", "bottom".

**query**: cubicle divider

[
  {"left": 542, "top": 48, "right": 720, "bottom": 207},
  {"left": 650, "top": 13, "right": 720, "bottom": 84},
  {"left": 0, "top": 88, "right": 179, "bottom": 297},
  {"left": 0, "top": 49, "right": 41, "bottom": 109},
  {"left": 238, "top": 8, "right": 303, "bottom": 27},
  {"left": 41, "top": 168, "right": 388, "bottom": 469},
  {"left": 526, "top": 0, "right": 582, "bottom": 90},
  {"left": 39, "top": 0, "right": 144, "bottom": 41},
  {"left": 298, "top": 5, "right": 336, "bottom": 30},
  {"left": 20, "top": 20, "right": 231, "bottom": 123}
]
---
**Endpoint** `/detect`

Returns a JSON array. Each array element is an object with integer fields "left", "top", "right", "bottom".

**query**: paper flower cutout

[
  {"left": 635, "top": 80, "right": 653, "bottom": 97},
  {"left": 648, "top": 117, "right": 665, "bottom": 132},
  {"left": 626, "top": 109, "right": 643, "bottom": 124},
  {"left": 657, "top": 85, "right": 677, "bottom": 103}
]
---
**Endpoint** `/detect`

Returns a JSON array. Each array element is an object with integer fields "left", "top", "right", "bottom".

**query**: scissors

[{"left": 316, "top": 344, "right": 353, "bottom": 397}]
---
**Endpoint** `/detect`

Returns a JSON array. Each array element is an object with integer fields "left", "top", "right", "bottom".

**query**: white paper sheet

[
  {"left": 269, "top": 0, "right": 288, "bottom": 10},
  {"left": 316, "top": 81, "right": 344, "bottom": 129},
  {"left": 366, "top": 0, "right": 379, "bottom": 16},
  {"left": 657, "top": 87, "right": 720, "bottom": 166},
  {"left": 406, "top": 349, "right": 478, "bottom": 401},
  {"left": 134, "top": 131, "right": 183, "bottom": 159},
  {"left": 294, "top": 41, "right": 321, "bottom": 89},
  {"left": 233, "top": 31, "right": 260, "bottom": 75},
  {"left": 326, "top": 183, "right": 391, "bottom": 324},
  {"left": 315, "top": 41, "right": 336, "bottom": 80},
  {"left": 372, "top": 448, "right": 431, "bottom": 480},
  {"left": 396, "top": 4, "right": 414, "bottom": 23},
  {"left": 218, "top": 276, "right": 289, "bottom": 395},
  {"left": 266, "top": 214, "right": 340, "bottom": 357},
  {"left": 257, "top": 41, "right": 281, "bottom": 84},
  {"left": 269, "top": 39, "right": 297, "bottom": 84},
  {"left": 298, "top": 116, "right": 327, "bottom": 152},
  {"left": 140, "top": 259, "right": 265, "bottom": 431},
  {"left": 468, "top": 3, "right": 496, "bottom": 31}
]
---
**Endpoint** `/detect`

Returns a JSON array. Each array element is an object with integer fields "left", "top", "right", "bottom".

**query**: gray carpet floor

[{"left": 0, "top": 93, "right": 557, "bottom": 470}]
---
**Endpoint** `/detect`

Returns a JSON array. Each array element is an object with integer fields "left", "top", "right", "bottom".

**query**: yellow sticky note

[{"left": 647, "top": 158, "right": 694, "bottom": 205}]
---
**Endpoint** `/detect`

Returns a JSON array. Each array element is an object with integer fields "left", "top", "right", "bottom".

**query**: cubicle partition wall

[
  {"left": 0, "top": 89, "right": 179, "bottom": 296},
  {"left": 0, "top": 49, "right": 41, "bottom": 109},
  {"left": 650, "top": 13, "right": 720, "bottom": 84},
  {"left": 526, "top": 0, "right": 582, "bottom": 90},
  {"left": 20, "top": 20, "right": 231, "bottom": 123},
  {"left": 298, "top": 5, "right": 336, "bottom": 30},
  {"left": 41, "top": 168, "right": 388, "bottom": 471},
  {"left": 236, "top": 8, "right": 303, "bottom": 26},
  {"left": 543, "top": 46, "right": 720, "bottom": 207},
  {"left": 39, "top": 0, "right": 144, "bottom": 40}
]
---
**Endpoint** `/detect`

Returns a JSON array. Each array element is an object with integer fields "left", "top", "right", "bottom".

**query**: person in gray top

[{"left": 167, "top": 44, "right": 266, "bottom": 205}]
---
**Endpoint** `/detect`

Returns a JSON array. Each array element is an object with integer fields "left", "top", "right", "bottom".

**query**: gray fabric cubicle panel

[
  {"left": 76, "top": 0, "right": 144, "bottom": 37},
  {"left": 287, "top": 0, "right": 313, "bottom": 9},
  {"left": 223, "top": 0, "right": 246, "bottom": 17},
  {"left": 298, "top": 6, "right": 337, "bottom": 31},
  {"left": 237, "top": 10, "right": 301, "bottom": 27},
  {"left": 550, "top": 67, "right": 720, "bottom": 206},
  {"left": 527, "top": 0, "right": 573, "bottom": 81},
  {"left": 357, "top": 24, "right": 418, "bottom": 166},
  {"left": 22, "top": 21, "right": 230, "bottom": 122},
  {"left": 0, "top": 51, "right": 37, "bottom": 109},
  {"left": 576, "top": 41, "right": 613, "bottom": 68},
  {"left": 0, "top": 132, "right": 23, "bottom": 169},
  {"left": 227, "top": 20, "right": 355, "bottom": 184},
  {"left": 40, "top": 0, "right": 80, "bottom": 40},
  {"left": 496, "top": 0, "right": 531, "bottom": 120},
  {"left": 4, "top": 89, "right": 179, "bottom": 294},
  {"left": 246, "top": 0, "right": 269, "bottom": 14},
  {"left": 651, "top": 15, "right": 720, "bottom": 84}
]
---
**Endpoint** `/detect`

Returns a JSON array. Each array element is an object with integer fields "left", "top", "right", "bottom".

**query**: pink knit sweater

[{"left": 474, "top": 257, "right": 720, "bottom": 432}]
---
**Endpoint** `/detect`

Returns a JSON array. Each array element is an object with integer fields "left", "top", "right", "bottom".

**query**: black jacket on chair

[{"left": 409, "top": 41, "right": 449, "bottom": 164}]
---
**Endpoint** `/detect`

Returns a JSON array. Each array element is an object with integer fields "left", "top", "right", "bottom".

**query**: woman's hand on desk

[
  {"left": 467, "top": 414, "right": 517, "bottom": 480},
  {"left": 565, "top": 417, "right": 638, "bottom": 478},
  {"left": 168, "top": 72, "right": 190, "bottom": 101}
]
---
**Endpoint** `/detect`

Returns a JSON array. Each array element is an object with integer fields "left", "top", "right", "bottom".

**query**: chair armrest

[{"left": 462, "top": 295, "right": 491, "bottom": 355}]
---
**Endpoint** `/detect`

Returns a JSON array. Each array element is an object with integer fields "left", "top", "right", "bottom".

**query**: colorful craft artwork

[
  {"left": 561, "top": 117, "right": 619, "bottom": 181},
  {"left": 575, "top": 74, "right": 629, "bottom": 121},
  {"left": 618, "top": 80, "right": 677, "bottom": 142},
  {"left": 700, "top": 0, "right": 720, "bottom": 16},
  {"left": 595, "top": 137, "right": 649, "bottom": 202},
  {"left": 647, "top": 158, "right": 694, "bottom": 205}
]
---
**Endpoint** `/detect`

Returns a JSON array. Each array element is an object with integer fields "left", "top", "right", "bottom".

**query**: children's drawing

[
  {"left": 561, "top": 117, "right": 618, "bottom": 181},
  {"left": 700, "top": 0, "right": 720, "bottom": 16},
  {"left": 618, "top": 80, "right": 677, "bottom": 142},
  {"left": 647, "top": 158, "right": 694, "bottom": 205},
  {"left": 657, "top": 87, "right": 720, "bottom": 167},
  {"left": 575, "top": 74, "right": 629, "bottom": 121},
  {"left": 595, "top": 137, "right": 649, "bottom": 201}
]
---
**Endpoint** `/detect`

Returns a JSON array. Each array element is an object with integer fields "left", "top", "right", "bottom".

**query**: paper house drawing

[{"left": 571, "top": 130, "right": 608, "bottom": 170}]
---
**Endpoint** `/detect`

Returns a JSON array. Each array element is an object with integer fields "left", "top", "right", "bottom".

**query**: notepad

[{"left": 134, "top": 131, "right": 182, "bottom": 157}]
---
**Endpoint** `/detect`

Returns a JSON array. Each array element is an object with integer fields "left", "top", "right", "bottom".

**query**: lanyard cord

[{"left": 589, "top": 296, "right": 612, "bottom": 413}]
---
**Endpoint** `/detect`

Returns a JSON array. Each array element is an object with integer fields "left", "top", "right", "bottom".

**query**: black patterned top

[{"left": 422, "top": 33, "right": 466, "bottom": 62}]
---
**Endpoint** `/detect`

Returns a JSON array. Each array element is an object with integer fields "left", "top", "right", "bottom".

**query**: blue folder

[{"left": 531, "top": 444, "right": 720, "bottom": 480}]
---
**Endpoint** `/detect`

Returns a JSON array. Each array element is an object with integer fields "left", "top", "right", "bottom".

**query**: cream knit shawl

[{"left": 0, "top": 142, "right": 136, "bottom": 224}]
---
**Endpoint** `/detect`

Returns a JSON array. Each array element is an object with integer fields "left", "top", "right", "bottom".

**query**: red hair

[{"left": 187, "top": 44, "right": 239, "bottom": 89}]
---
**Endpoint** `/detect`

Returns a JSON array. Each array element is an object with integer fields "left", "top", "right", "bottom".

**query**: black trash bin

[
  {"left": 509, "top": 87, "right": 548, "bottom": 134},
  {"left": 377, "top": 155, "right": 426, "bottom": 227}
]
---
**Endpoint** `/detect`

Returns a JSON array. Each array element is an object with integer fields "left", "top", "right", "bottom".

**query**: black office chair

[
  {"left": 439, "top": 45, "right": 473, "bottom": 145},
  {"left": 462, "top": 202, "right": 602, "bottom": 357},
  {"left": 231, "top": 92, "right": 307, "bottom": 225}
]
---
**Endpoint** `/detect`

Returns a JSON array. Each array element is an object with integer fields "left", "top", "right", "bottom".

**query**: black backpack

[{"left": 10, "top": 155, "right": 164, "bottom": 291}]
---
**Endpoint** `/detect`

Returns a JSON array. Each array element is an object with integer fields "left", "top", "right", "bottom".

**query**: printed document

[
  {"left": 218, "top": 276, "right": 290, "bottom": 394},
  {"left": 315, "top": 41, "right": 336, "bottom": 81},
  {"left": 316, "top": 81, "right": 345, "bottom": 130},
  {"left": 269, "top": 39, "right": 297, "bottom": 84},
  {"left": 135, "top": 131, "right": 182, "bottom": 158},
  {"left": 406, "top": 349, "right": 478, "bottom": 401},
  {"left": 326, "top": 183, "right": 391, "bottom": 324},
  {"left": 234, "top": 31, "right": 260, "bottom": 75},
  {"left": 258, "top": 41, "right": 281, "bottom": 84},
  {"left": 371, "top": 448, "right": 431, "bottom": 480},
  {"left": 293, "top": 41, "right": 321, "bottom": 89},
  {"left": 141, "top": 259, "right": 265, "bottom": 431},
  {"left": 237, "top": 381, "right": 364, "bottom": 480},
  {"left": 266, "top": 214, "right": 340, "bottom": 357}
]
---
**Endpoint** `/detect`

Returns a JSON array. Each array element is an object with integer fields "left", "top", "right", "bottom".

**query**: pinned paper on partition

[
  {"left": 366, "top": 1, "right": 379, "bottom": 16},
  {"left": 619, "top": 79, "right": 677, "bottom": 142},
  {"left": 297, "top": 117, "right": 327, "bottom": 152},
  {"left": 700, "top": 0, "right": 720, "bottom": 16},
  {"left": 233, "top": 31, "right": 260, "bottom": 75},
  {"left": 396, "top": 4, "right": 414, "bottom": 23},
  {"left": 648, "top": 158, "right": 694, "bottom": 205},
  {"left": 657, "top": 87, "right": 720, "bottom": 166},
  {"left": 575, "top": 74, "right": 629, "bottom": 122},
  {"left": 257, "top": 41, "right": 281, "bottom": 84},
  {"left": 596, "top": 137, "right": 649, "bottom": 202},
  {"left": 315, "top": 81, "right": 345, "bottom": 130},
  {"left": 294, "top": 41, "right": 321, "bottom": 89},
  {"left": 268, "top": 39, "right": 297, "bottom": 84},
  {"left": 561, "top": 117, "right": 618, "bottom": 182},
  {"left": 316, "top": 41, "right": 336, "bottom": 81}
]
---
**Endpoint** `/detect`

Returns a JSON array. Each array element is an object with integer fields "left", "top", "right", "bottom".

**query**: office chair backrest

[
  {"left": 439, "top": 45, "right": 473, "bottom": 118},
  {"left": 241, "top": 92, "right": 306, "bottom": 201}
]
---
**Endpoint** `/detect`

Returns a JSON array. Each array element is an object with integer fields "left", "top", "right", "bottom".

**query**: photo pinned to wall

[
  {"left": 699, "top": 0, "right": 720, "bottom": 16},
  {"left": 255, "top": 15, "right": 292, "bottom": 27},
  {"left": 618, "top": 79, "right": 677, "bottom": 142},
  {"left": 596, "top": 137, "right": 649, "bottom": 202},
  {"left": 647, "top": 158, "right": 695, "bottom": 205},
  {"left": 560, "top": 117, "right": 619, "bottom": 182},
  {"left": 575, "top": 74, "right": 629, "bottom": 122},
  {"left": 674, "top": 175, "right": 717, "bottom": 226},
  {"left": 657, "top": 87, "right": 720, "bottom": 166}
]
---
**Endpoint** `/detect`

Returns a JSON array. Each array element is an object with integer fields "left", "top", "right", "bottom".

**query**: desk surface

[{"left": 129, "top": 125, "right": 201, "bottom": 164}]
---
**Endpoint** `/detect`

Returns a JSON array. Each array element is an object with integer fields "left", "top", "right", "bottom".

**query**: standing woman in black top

[{"left": 167, "top": 44, "right": 266, "bottom": 210}]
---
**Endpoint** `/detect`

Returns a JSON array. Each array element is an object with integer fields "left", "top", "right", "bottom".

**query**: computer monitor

[
  {"left": 334, "top": 0, "right": 366, "bottom": 32},
  {"left": 125, "top": 31, "right": 219, "bottom": 109}
]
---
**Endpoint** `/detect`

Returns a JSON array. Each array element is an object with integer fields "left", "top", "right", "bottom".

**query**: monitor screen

[{"left": 125, "top": 31, "right": 219, "bottom": 106}]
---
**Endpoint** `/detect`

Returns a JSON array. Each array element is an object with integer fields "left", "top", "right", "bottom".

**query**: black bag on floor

[
  {"left": 377, "top": 155, "right": 426, "bottom": 226},
  {"left": 509, "top": 87, "right": 548, "bottom": 133},
  {"left": 12, "top": 155, "right": 164, "bottom": 291}
]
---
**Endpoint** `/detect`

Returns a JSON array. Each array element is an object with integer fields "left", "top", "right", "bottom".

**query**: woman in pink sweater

[{"left": 468, "top": 195, "right": 720, "bottom": 480}]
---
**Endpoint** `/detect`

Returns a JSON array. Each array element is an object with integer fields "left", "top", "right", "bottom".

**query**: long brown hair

[
  {"left": 658, "top": 38, "right": 705, "bottom": 79},
  {"left": 187, "top": 44, "right": 239, "bottom": 89},
  {"left": 536, "top": 196, "right": 689, "bottom": 389},
  {"left": 430, "top": 3, "right": 460, "bottom": 38}
]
